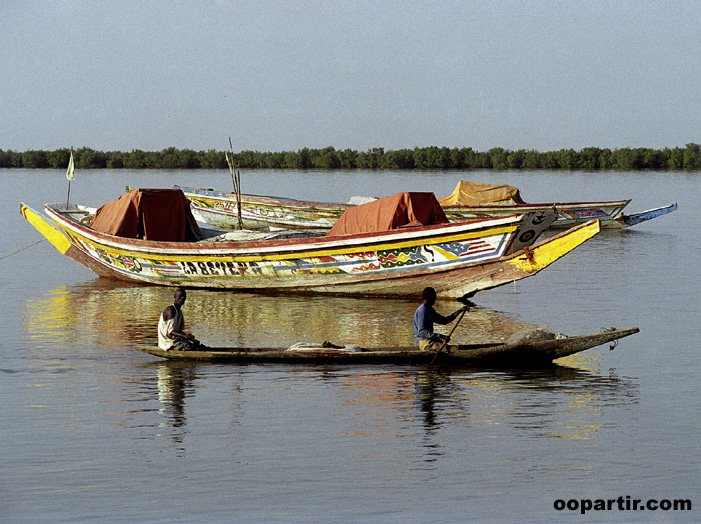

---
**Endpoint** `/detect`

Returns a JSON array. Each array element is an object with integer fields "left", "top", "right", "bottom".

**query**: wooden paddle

[{"left": 431, "top": 309, "right": 467, "bottom": 365}]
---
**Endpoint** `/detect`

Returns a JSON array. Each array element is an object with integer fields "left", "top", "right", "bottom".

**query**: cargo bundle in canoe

[{"left": 136, "top": 327, "right": 639, "bottom": 366}]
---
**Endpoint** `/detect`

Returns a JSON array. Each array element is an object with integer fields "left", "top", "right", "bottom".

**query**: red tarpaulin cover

[
  {"left": 90, "top": 188, "right": 200, "bottom": 241},
  {"left": 327, "top": 192, "right": 449, "bottom": 236}
]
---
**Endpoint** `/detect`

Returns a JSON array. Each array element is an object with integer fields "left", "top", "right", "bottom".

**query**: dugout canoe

[
  {"left": 19, "top": 190, "right": 599, "bottom": 299},
  {"left": 176, "top": 182, "right": 675, "bottom": 231},
  {"left": 136, "top": 327, "right": 639, "bottom": 365}
]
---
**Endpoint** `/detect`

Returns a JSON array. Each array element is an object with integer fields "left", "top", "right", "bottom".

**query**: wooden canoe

[{"left": 135, "top": 327, "right": 639, "bottom": 366}]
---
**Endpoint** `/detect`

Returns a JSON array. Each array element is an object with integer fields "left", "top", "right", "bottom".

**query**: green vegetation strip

[{"left": 2, "top": 144, "right": 700, "bottom": 171}]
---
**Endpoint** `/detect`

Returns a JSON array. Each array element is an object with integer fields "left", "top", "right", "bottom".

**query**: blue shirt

[{"left": 414, "top": 303, "right": 460, "bottom": 341}]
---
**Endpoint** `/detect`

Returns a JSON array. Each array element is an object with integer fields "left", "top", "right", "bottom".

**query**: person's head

[
  {"left": 422, "top": 287, "right": 437, "bottom": 306},
  {"left": 174, "top": 287, "right": 187, "bottom": 307}
]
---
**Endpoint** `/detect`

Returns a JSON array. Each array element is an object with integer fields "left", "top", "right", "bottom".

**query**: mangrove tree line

[{"left": 1, "top": 144, "right": 700, "bottom": 171}]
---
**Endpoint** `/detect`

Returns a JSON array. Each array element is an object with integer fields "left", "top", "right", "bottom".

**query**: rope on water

[{"left": 0, "top": 239, "right": 45, "bottom": 260}]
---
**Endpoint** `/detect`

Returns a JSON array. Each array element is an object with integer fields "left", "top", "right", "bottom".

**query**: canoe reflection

[{"left": 148, "top": 359, "right": 637, "bottom": 457}]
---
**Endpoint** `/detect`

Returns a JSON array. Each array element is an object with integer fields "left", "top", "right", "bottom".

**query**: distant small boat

[
  {"left": 136, "top": 327, "right": 640, "bottom": 366},
  {"left": 19, "top": 188, "right": 598, "bottom": 299},
  {"left": 176, "top": 181, "right": 676, "bottom": 231}
]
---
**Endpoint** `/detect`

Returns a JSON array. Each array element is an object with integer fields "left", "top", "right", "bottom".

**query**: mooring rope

[{"left": 0, "top": 239, "right": 45, "bottom": 260}]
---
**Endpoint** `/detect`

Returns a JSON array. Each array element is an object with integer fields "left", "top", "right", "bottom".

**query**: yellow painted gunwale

[{"left": 19, "top": 203, "right": 72, "bottom": 254}]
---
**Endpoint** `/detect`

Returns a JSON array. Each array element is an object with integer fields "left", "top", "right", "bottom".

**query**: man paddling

[
  {"left": 158, "top": 287, "right": 202, "bottom": 350},
  {"left": 414, "top": 287, "right": 469, "bottom": 352}
]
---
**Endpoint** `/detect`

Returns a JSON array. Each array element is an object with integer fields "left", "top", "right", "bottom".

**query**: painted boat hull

[
  {"left": 177, "top": 185, "right": 348, "bottom": 229},
  {"left": 448, "top": 201, "right": 679, "bottom": 229},
  {"left": 443, "top": 201, "right": 630, "bottom": 228},
  {"left": 178, "top": 186, "right": 675, "bottom": 231},
  {"left": 20, "top": 202, "right": 597, "bottom": 298},
  {"left": 136, "top": 327, "right": 639, "bottom": 365}
]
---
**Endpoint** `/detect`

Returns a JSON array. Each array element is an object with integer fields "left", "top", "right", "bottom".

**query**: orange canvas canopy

[
  {"left": 90, "top": 188, "right": 201, "bottom": 241},
  {"left": 437, "top": 181, "right": 524, "bottom": 207},
  {"left": 327, "top": 192, "right": 449, "bottom": 236}
]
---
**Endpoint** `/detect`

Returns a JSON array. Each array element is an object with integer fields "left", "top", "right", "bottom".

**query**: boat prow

[
  {"left": 20, "top": 202, "right": 72, "bottom": 254},
  {"left": 440, "top": 218, "right": 600, "bottom": 299},
  {"left": 19, "top": 202, "right": 117, "bottom": 277},
  {"left": 619, "top": 203, "right": 677, "bottom": 228}
]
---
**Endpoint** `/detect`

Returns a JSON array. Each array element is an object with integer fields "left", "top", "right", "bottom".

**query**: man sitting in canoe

[
  {"left": 414, "top": 287, "right": 469, "bottom": 352},
  {"left": 158, "top": 287, "right": 202, "bottom": 350}
]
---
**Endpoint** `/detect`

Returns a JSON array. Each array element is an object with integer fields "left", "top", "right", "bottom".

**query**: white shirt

[{"left": 157, "top": 305, "right": 184, "bottom": 350}]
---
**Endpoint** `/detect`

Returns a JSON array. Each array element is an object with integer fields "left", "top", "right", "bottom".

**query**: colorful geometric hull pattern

[
  {"left": 181, "top": 187, "right": 345, "bottom": 229},
  {"left": 56, "top": 218, "right": 511, "bottom": 287},
  {"left": 443, "top": 204, "right": 627, "bottom": 227}
]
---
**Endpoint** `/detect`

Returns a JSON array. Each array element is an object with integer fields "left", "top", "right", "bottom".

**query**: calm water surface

[{"left": 1, "top": 168, "right": 699, "bottom": 523}]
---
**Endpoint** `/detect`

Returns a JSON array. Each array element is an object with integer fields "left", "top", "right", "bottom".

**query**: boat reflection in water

[
  {"left": 22, "top": 279, "right": 540, "bottom": 351},
  {"left": 22, "top": 279, "right": 639, "bottom": 461},
  {"left": 147, "top": 358, "right": 638, "bottom": 462}
]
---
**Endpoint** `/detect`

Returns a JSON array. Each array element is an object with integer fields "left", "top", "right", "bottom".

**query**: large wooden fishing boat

[
  {"left": 136, "top": 327, "right": 639, "bottom": 366},
  {"left": 439, "top": 181, "right": 676, "bottom": 229},
  {"left": 177, "top": 181, "right": 676, "bottom": 231},
  {"left": 20, "top": 188, "right": 599, "bottom": 298}
]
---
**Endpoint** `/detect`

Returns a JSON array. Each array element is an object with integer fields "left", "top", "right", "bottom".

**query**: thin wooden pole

[
  {"left": 431, "top": 309, "right": 467, "bottom": 365},
  {"left": 228, "top": 137, "right": 243, "bottom": 229},
  {"left": 236, "top": 168, "right": 242, "bottom": 229}
]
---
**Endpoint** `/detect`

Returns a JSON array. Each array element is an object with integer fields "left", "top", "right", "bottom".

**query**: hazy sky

[{"left": 2, "top": 1, "right": 699, "bottom": 153}]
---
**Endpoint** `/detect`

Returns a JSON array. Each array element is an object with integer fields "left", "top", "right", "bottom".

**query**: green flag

[{"left": 66, "top": 149, "right": 74, "bottom": 181}]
